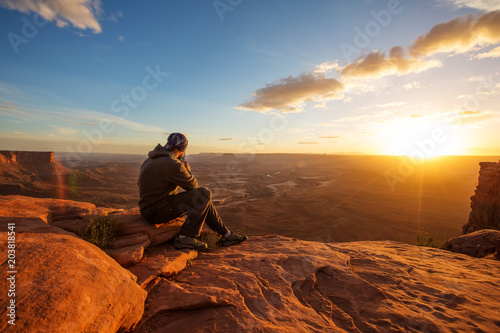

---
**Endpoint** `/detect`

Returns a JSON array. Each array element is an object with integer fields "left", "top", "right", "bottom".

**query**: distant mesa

[
  {"left": 220, "top": 153, "right": 238, "bottom": 160},
  {"left": 0, "top": 150, "right": 55, "bottom": 164}
]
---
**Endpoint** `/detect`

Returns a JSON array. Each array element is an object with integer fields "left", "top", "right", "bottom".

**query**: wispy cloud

[
  {"left": 297, "top": 142, "right": 318, "bottom": 144},
  {"left": 52, "top": 126, "right": 78, "bottom": 135},
  {"left": 439, "top": 0, "right": 500, "bottom": 11},
  {"left": 473, "top": 46, "right": 500, "bottom": 59},
  {"left": 0, "top": 0, "right": 102, "bottom": 33},
  {"left": 374, "top": 102, "right": 407, "bottom": 108},
  {"left": 218, "top": 137, "right": 234, "bottom": 141},
  {"left": 403, "top": 81, "right": 421, "bottom": 90},
  {"left": 118, "top": 35, "right": 125, "bottom": 42},
  {"left": 107, "top": 10, "right": 123, "bottom": 22},
  {"left": 0, "top": 82, "right": 31, "bottom": 99},
  {"left": 1, "top": 103, "right": 166, "bottom": 134}
]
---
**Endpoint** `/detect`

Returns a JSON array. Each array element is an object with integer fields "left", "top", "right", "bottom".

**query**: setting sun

[{"left": 381, "top": 115, "right": 466, "bottom": 158}]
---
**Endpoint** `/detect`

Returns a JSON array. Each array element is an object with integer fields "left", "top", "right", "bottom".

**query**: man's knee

[
  {"left": 199, "top": 187, "right": 212, "bottom": 199},
  {"left": 189, "top": 187, "right": 211, "bottom": 210}
]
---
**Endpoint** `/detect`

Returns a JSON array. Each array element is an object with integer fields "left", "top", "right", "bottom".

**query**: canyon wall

[
  {"left": 0, "top": 151, "right": 65, "bottom": 199},
  {"left": 464, "top": 161, "right": 500, "bottom": 234},
  {"left": 0, "top": 151, "right": 55, "bottom": 164}
]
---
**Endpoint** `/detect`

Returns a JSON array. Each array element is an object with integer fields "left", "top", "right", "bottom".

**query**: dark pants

[{"left": 152, "top": 187, "right": 229, "bottom": 237}]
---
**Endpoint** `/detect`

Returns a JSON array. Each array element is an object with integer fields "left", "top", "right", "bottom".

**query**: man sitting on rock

[{"left": 138, "top": 132, "right": 247, "bottom": 250}]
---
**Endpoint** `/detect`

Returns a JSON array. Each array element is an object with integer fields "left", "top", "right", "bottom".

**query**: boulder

[
  {"left": 108, "top": 238, "right": 152, "bottom": 268},
  {"left": 493, "top": 235, "right": 500, "bottom": 259},
  {"left": 52, "top": 210, "right": 185, "bottom": 267},
  {"left": 113, "top": 212, "right": 184, "bottom": 247},
  {"left": 127, "top": 245, "right": 198, "bottom": 288},
  {"left": 0, "top": 217, "right": 147, "bottom": 333},
  {"left": 445, "top": 229, "right": 500, "bottom": 258},
  {"left": 0, "top": 195, "right": 110, "bottom": 223},
  {"left": 133, "top": 235, "right": 500, "bottom": 333}
]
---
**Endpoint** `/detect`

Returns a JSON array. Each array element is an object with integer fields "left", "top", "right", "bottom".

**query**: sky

[{"left": 0, "top": 0, "right": 499, "bottom": 157}]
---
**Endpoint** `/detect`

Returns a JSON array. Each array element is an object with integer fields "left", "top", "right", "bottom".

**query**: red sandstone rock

[
  {"left": 464, "top": 160, "right": 500, "bottom": 233},
  {"left": 133, "top": 235, "right": 500, "bottom": 333},
  {"left": 0, "top": 197, "right": 185, "bottom": 268},
  {"left": 0, "top": 195, "right": 108, "bottom": 223},
  {"left": 445, "top": 229, "right": 500, "bottom": 257},
  {"left": 108, "top": 238, "right": 152, "bottom": 267},
  {"left": 128, "top": 245, "right": 198, "bottom": 288},
  {"left": 0, "top": 217, "right": 147, "bottom": 333},
  {"left": 113, "top": 212, "right": 184, "bottom": 247},
  {"left": 0, "top": 150, "right": 55, "bottom": 164}
]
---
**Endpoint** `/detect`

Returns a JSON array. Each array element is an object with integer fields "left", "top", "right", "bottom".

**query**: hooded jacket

[{"left": 138, "top": 144, "right": 198, "bottom": 219}]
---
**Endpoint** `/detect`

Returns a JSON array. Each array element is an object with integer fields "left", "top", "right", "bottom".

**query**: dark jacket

[{"left": 138, "top": 144, "right": 198, "bottom": 219}]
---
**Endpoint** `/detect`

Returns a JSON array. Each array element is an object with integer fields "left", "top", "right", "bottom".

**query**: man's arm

[{"left": 168, "top": 159, "right": 198, "bottom": 190}]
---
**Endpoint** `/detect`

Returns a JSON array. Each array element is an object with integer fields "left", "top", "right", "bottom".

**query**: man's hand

[{"left": 184, "top": 161, "right": 191, "bottom": 172}]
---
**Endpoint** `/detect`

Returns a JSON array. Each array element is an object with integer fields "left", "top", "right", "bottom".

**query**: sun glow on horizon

[{"left": 380, "top": 115, "right": 466, "bottom": 159}]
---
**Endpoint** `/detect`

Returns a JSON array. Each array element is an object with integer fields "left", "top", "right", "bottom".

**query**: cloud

[
  {"left": 409, "top": 10, "right": 500, "bottom": 57},
  {"left": 53, "top": 126, "right": 78, "bottom": 135},
  {"left": 313, "top": 61, "right": 342, "bottom": 74},
  {"left": 458, "top": 110, "right": 489, "bottom": 117},
  {"left": 107, "top": 10, "right": 122, "bottom": 22},
  {"left": 342, "top": 47, "right": 442, "bottom": 78},
  {"left": 1, "top": 103, "right": 166, "bottom": 134},
  {"left": 237, "top": 73, "right": 344, "bottom": 113},
  {"left": 0, "top": 0, "right": 102, "bottom": 33},
  {"left": 118, "top": 35, "right": 125, "bottom": 42},
  {"left": 238, "top": 10, "right": 499, "bottom": 114},
  {"left": 440, "top": 0, "right": 500, "bottom": 11},
  {"left": 473, "top": 46, "right": 500, "bottom": 59},
  {"left": 218, "top": 137, "right": 234, "bottom": 141},
  {"left": 454, "top": 110, "right": 497, "bottom": 126},
  {"left": 297, "top": 142, "right": 318, "bottom": 144},
  {"left": 318, "top": 122, "right": 345, "bottom": 128},
  {"left": 374, "top": 101, "right": 407, "bottom": 108},
  {"left": 319, "top": 136, "right": 341, "bottom": 139},
  {"left": 403, "top": 81, "right": 421, "bottom": 90}
]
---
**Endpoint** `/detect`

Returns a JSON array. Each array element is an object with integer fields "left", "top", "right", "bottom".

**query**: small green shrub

[
  {"left": 199, "top": 231, "right": 220, "bottom": 252},
  {"left": 81, "top": 214, "right": 120, "bottom": 250},
  {"left": 416, "top": 227, "right": 446, "bottom": 249}
]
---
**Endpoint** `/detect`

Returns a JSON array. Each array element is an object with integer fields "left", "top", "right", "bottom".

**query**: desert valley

[
  {"left": 2, "top": 151, "right": 497, "bottom": 245},
  {"left": 1, "top": 150, "right": 500, "bottom": 332}
]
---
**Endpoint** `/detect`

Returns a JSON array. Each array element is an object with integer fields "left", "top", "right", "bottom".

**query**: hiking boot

[
  {"left": 219, "top": 232, "right": 248, "bottom": 246},
  {"left": 174, "top": 235, "right": 208, "bottom": 251}
]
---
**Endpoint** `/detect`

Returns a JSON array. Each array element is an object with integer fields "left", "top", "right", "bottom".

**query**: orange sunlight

[{"left": 382, "top": 116, "right": 466, "bottom": 158}]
